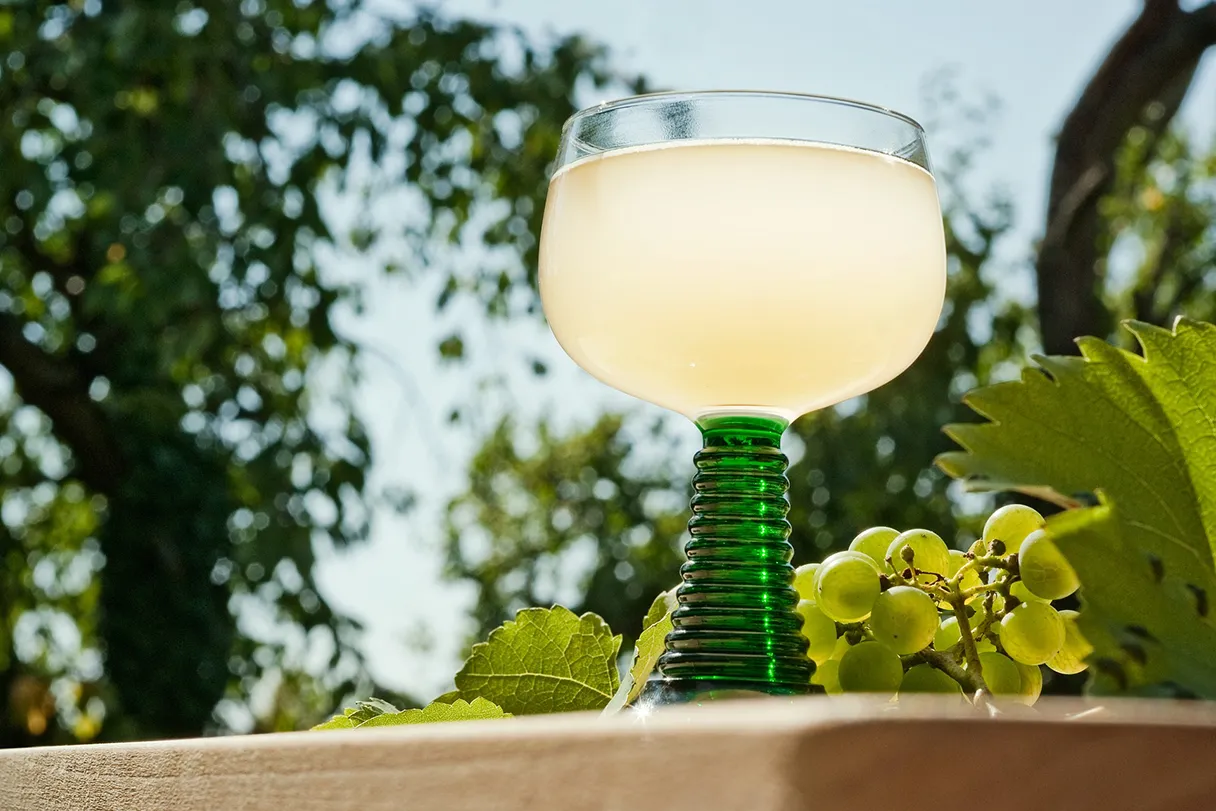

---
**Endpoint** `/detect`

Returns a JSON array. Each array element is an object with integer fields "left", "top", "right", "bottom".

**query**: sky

[{"left": 312, "top": 0, "right": 1216, "bottom": 700}]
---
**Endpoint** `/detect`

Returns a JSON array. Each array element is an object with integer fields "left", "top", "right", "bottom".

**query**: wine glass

[{"left": 538, "top": 91, "right": 946, "bottom": 704}]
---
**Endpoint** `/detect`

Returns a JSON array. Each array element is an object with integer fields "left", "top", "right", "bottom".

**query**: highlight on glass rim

[{"left": 1, "top": 2, "right": 1214, "bottom": 809}]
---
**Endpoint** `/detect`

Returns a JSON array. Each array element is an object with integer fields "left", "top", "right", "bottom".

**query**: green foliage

[
  {"left": 444, "top": 415, "right": 687, "bottom": 648},
  {"left": 1101, "top": 130, "right": 1216, "bottom": 329},
  {"left": 452, "top": 606, "right": 621, "bottom": 715},
  {"left": 314, "top": 697, "right": 509, "bottom": 729},
  {"left": 940, "top": 318, "right": 1216, "bottom": 695},
  {"left": 0, "top": 1, "right": 621, "bottom": 742}
]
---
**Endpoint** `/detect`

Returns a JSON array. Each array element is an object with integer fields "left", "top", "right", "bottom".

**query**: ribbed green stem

[{"left": 656, "top": 415, "right": 812, "bottom": 692}]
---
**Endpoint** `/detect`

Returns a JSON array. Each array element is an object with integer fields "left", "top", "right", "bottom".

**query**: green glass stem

[{"left": 655, "top": 415, "right": 812, "bottom": 694}]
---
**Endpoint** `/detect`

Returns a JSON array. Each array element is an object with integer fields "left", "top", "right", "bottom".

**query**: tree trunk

[{"left": 1036, "top": 0, "right": 1216, "bottom": 354}]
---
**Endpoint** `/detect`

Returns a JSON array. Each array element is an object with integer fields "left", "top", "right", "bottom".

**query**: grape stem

[
  {"left": 948, "top": 593, "right": 989, "bottom": 693},
  {"left": 950, "top": 555, "right": 1013, "bottom": 586},
  {"left": 960, "top": 582, "right": 1005, "bottom": 599},
  {"left": 917, "top": 646, "right": 983, "bottom": 693}
]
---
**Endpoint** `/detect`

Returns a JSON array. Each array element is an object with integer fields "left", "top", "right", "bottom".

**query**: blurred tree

[
  {"left": 0, "top": 0, "right": 627, "bottom": 744},
  {"left": 1101, "top": 128, "right": 1216, "bottom": 329},
  {"left": 1036, "top": 0, "right": 1216, "bottom": 353},
  {"left": 445, "top": 414, "right": 690, "bottom": 646},
  {"left": 443, "top": 0, "right": 1216, "bottom": 651}
]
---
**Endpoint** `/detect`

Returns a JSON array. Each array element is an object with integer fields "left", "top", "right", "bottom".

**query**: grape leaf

[
  {"left": 357, "top": 698, "right": 510, "bottom": 726},
  {"left": 1049, "top": 503, "right": 1216, "bottom": 698},
  {"left": 603, "top": 587, "right": 678, "bottom": 713},
  {"left": 311, "top": 697, "right": 399, "bottom": 730},
  {"left": 628, "top": 587, "right": 677, "bottom": 704},
  {"left": 600, "top": 647, "right": 636, "bottom": 717},
  {"left": 939, "top": 319, "right": 1215, "bottom": 579},
  {"left": 938, "top": 318, "right": 1216, "bottom": 694},
  {"left": 642, "top": 586, "right": 679, "bottom": 632},
  {"left": 1123, "top": 320, "right": 1216, "bottom": 554},
  {"left": 312, "top": 714, "right": 355, "bottom": 730},
  {"left": 627, "top": 610, "right": 673, "bottom": 704},
  {"left": 454, "top": 606, "right": 622, "bottom": 714}
]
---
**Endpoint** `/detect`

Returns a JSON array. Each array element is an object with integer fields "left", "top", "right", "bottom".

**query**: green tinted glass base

[
  {"left": 633, "top": 676, "right": 816, "bottom": 713},
  {"left": 641, "top": 415, "right": 812, "bottom": 706}
]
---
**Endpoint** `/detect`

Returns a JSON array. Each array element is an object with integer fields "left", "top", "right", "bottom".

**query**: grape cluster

[{"left": 796, "top": 506, "right": 1092, "bottom": 703}]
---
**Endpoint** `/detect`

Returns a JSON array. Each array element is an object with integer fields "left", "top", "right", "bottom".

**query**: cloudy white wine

[{"left": 540, "top": 139, "right": 946, "bottom": 420}]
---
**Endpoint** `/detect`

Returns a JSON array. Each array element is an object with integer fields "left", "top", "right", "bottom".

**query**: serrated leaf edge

[{"left": 454, "top": 605, "right": 621, "bottom": 710}]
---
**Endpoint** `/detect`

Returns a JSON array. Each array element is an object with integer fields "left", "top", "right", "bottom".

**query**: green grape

[
  {"left": 887, "top": 528, "right": 951, "bottom": 581},
  {"left": 1014, "top": 660, "right": 1043, "bottom": 706},
  {"left": 793, "top": 563, "right": 820, "bottom": 602},
  {"left": 869, "top": 586, "right": 938, "bottom": 655},
  {"left": 934, "top": 616, "right": 962, "bottom": 651},
  {"left": 848, "top": 526, "right": 899, "bottom": 570},
  {"left": 970, "top": 651, "right": 1021, "bottom": 695},
  {"left": 1009, "top": 580, "right": 1049, "bottom": 604},
  {"left": 1047, "top": 609, "right": 1092, "bottom": 675},
  {"left": 837, "top": 641, "right": 903, "bottom": 697},
  {"left": 974, "top": 637, "right": 997, "bottom": 654},
  {"left": 796, "top": 599, "right": 838, "bottom": 665},
  {"left": 1018, "top": 530, "right": 1080, "bottom": 600},
  {"left": 815, "top": 551, "right": 881, "bottom": 623},
  {"left": 982, "top": 504, "right": 1045, "bottom": 555},
  {"left": 899, "top": 664, "right": 964, "bottom": 696},
  {"left": 1000, "top": 602, "right": 1065, "bottom": 665},
  {"left": 829, "top": 634, "right": 853, "bottom": 661},
  {"left": 812, "top": 658, "right": 842, "bottom": 694}
]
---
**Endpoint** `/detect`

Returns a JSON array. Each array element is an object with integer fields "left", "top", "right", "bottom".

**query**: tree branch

[
  {"left": 1036, "top": 0, "right": 1216, "bottom": 354},
  {"left": 0, "top": 312, "right": 125, "bottom": 491}
]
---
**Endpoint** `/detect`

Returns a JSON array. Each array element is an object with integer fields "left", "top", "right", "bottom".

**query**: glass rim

[{"left": 563, "top": 89, "right": 926, "bottom": 137}]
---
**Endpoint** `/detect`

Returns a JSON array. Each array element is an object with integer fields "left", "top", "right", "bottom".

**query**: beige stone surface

[{"left": 2, "top": 696, "right": 1215, "bottom": 811}]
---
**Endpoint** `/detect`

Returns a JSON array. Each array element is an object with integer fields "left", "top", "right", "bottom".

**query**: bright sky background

[{"left": 312, "top": 0, "right": 1216, "bottom": 700}]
